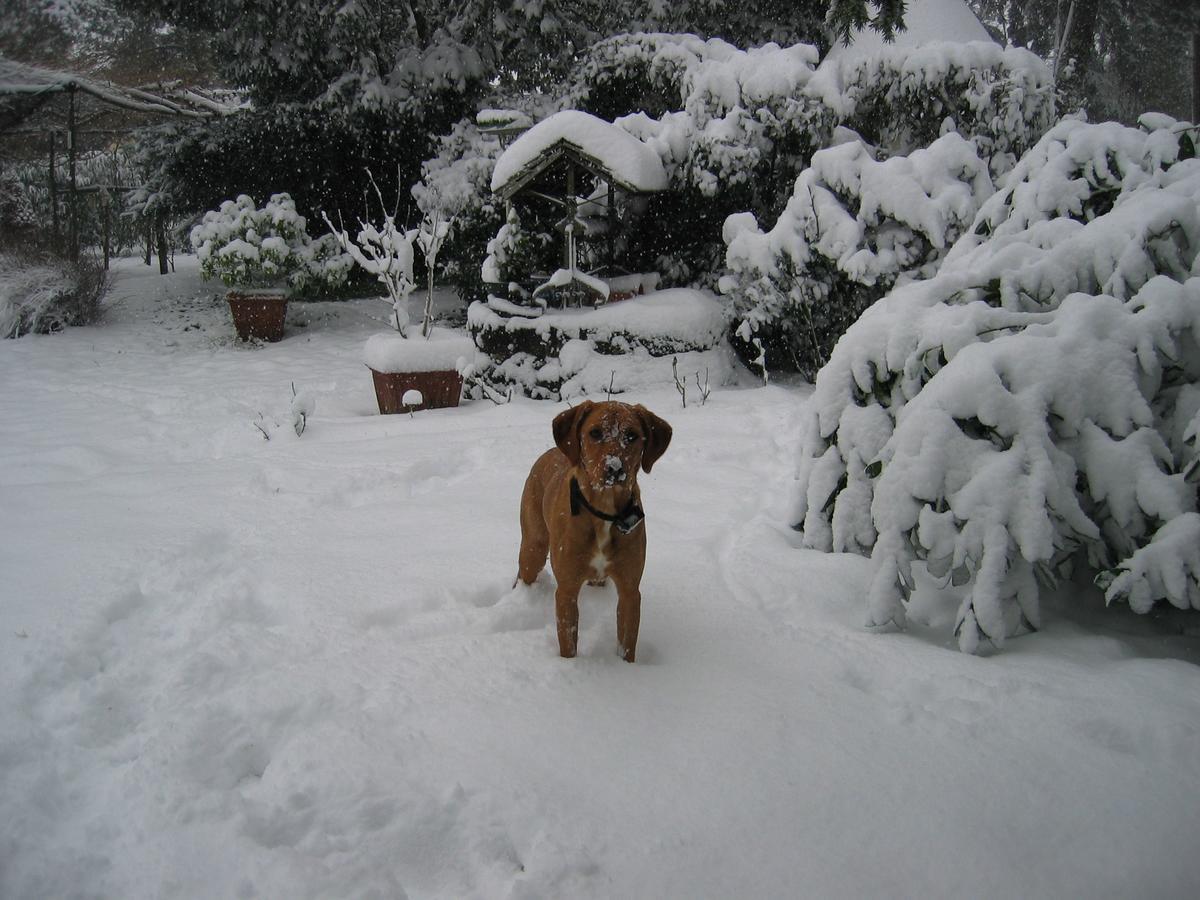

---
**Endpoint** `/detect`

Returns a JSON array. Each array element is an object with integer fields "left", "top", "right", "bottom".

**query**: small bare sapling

[
  {"left": 290, "top": 381, "right": 315, "bottom": 436},
  {"left": 672, "top": 356, "right": 687, "bottom": 408},
  {"left": 695, "top": 367, "right": 711, "bottom": 405}
]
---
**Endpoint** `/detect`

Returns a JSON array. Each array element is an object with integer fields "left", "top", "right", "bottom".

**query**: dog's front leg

[
  {"left": 555, "top": 579, "right": 583, "bottom": 658},
  {"left": 613, "top": 576, "right": 642, "bottom": 663}
]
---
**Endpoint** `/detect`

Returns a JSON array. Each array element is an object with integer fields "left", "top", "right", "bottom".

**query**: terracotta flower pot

[
  {"left": 369, "top": 368, "right": 464, "bottom": 414},
  {"left": 227, "top": 288, "right": 289, "bottom": 342}
]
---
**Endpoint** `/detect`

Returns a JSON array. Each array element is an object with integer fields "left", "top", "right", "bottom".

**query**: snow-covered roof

[
  {"left": 490, "top": 110, "right": 668, "bottom": 200},
  {"left": 819, "top": 0, "right": 992, "bottom": 75}
]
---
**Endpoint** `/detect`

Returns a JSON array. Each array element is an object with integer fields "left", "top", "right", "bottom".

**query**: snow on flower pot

[
  {"left": 226, "top": 287, "right": 289, "bottom": 342},
  {"left": 364, "top": 329, "right": 475, "bottom": 414}
]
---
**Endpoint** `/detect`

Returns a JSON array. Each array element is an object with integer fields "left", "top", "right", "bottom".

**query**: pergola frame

[{"left": 0, "top": 58, "right": 235, "bottom": 267}]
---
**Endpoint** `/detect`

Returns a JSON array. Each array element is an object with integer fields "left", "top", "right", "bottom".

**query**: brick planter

[
  {"left": 369, "top": 368, "right": 464, "bottom": 414},
  {"left": 227, "top": 289, "right": 289, "bottom": 342}
]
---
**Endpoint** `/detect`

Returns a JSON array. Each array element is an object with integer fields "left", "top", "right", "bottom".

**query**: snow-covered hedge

[
  {"left": 190, "top": 193, "right": 350, "bottom": 293},
  {"left": 467, "top": 288, "right": 728, "bottom": 400},
  {"left": 793, "top": 116, "right": 1200, "bottom": 652},
  {"left": 721, "top": 131, "right": 995, "bottom": 377}
]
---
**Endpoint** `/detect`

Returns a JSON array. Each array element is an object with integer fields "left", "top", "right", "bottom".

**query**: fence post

[
  {"left": 102, "top": 195, "right": 111, "bottom": 270},
  {"left": 48, "top": 131, "right": 59, "bottom": 252},
  {"left": 67, "top": 83, "right": 79, "bottom": 262},
  {"left": 1193, "top": 33, "right": 1199, "bottom": 124}
]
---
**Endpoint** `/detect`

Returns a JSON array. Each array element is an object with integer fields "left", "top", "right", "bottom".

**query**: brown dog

[{"left": 517, "top": 400, "right": 672, "bottom": 662}]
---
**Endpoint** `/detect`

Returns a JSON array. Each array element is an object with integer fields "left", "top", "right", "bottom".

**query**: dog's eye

[
  {"left": 623, "top": 430, "right": 639, "bottom": 445},
  {"left": 588, "top": 428, "right": 603, "bottom": 441}
]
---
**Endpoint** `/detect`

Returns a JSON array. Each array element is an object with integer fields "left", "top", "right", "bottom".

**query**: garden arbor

[
  {"left": 0, "top": 58, "right": 234, "bottom": 266},
  {"left": 489, "top": 110, "right": 667, "bottom": 306}
]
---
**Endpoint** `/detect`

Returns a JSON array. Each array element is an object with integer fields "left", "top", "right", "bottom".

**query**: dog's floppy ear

[
  {"left": 635, "top": 406, "right": 672, "bottom": 473},
  {"left": 553, "top": 401, "right": 594, "bottom": 466}
]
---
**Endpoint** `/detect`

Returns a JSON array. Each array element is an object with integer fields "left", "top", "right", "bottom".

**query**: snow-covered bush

[
  {"left": 0, "top": 251, "right": 106, "bottom": 338},
  {"left": 823, "top": 40, "right": 1056, "bottom": 177},
  {"left": 793, "top": 116, "right": 1200, "bottom": 652},
  {"left": 0, "top": 170, "right": 37, "bottom": 243},
  {"left": 721, "top": 131, "right": 995, "bottom": 377},
  {"left": 190, "top": 193, "right": 350, "bottom": 293}
]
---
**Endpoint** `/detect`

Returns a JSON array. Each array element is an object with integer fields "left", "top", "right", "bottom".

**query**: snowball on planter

[{"left": 363, "top": 328, "right": 476, "bottom": 414}]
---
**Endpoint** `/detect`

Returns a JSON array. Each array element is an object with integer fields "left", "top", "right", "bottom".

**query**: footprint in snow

[{"left": 476, "top": 580, "right": 552, "bottom": 634}]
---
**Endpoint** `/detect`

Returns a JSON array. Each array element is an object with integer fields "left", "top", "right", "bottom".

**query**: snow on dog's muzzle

[{"left": 603, "top": 455, "right": 626, "bottom": 484}]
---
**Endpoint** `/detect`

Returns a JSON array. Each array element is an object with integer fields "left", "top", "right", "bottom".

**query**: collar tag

[{"left": 571, "top": 478, "right": 644, "bottom": 534}]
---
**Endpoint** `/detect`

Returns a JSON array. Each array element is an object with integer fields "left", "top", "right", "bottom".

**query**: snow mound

[{"left": 364, "top": 328, "right": 476, "bottom": 374}]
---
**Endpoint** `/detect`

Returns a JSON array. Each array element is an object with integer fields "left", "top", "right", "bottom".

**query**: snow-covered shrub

[
  {"left": 411, "top": 119, "right": 507, "bottom": 303},
  {"left": 793, "top": 116, "right": 1200, "bottom": 652},
  {"left": 825, "top": 40, "right": 1056, "bottom": 177},
  {"left": 190, "top": 193, "right": 350, "bottom": 293},
  {"left": 563, "top": 34, "right": 836, "bottom": 290},
  {"left": 479, "top": 206, "right": 557, "bottom": 296},
  {"left": 0, "top": 170, "right": 38, "bottom": 244},
  {"left": 569, "top": 33, "right": 698, "bottom": 121},
  {"left": 0, "top": 251, "right": 106, "bottom": 338},
  {"left": 324, "top": 181, "right": 422, "bottom": 336},
  {"left": 721, "top": 131, "right": 994, "bottom": 377}
]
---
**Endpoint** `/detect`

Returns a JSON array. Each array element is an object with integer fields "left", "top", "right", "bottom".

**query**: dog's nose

[{"left": 604, "top": 456, "right": 625, "bottom": 481}]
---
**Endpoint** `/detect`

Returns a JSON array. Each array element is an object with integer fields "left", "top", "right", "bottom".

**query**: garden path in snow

[{"left": 2, "top": 257, "right": 1199, "bottom": 897}]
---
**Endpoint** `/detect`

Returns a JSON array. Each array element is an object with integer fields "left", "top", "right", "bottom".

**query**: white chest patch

[{"left": 589, "top": 523, "right": 612, "bottom": 579}]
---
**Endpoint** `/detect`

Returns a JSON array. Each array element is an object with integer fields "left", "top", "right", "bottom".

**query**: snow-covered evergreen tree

[
  {"left": 721, "top": 131, "right": 995, "bottom": 376},
  {"left": 793, "top": 115, "right": 1200, "bottom": 652},
  {"left": 719, "top": 39, "right": 1054, "bottom": 374}
]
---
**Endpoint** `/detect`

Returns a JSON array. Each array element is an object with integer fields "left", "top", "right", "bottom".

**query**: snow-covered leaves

[
  {"left": 189, "top": 193, "right": 350, "bottom": 292},
  {"left": 793, "top": 116, "right": 1200, "bottom": 652},
  {"left": 576, "top": 34, "right": 830, "bottom": 202}
]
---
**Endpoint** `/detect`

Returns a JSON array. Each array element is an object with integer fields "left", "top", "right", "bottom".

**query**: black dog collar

[{"left": 570, "top": 477, "right": 645, "bottom": 534}]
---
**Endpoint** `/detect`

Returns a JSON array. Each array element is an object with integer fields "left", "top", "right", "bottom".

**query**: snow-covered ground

[{"left": 3, "top": 257, "right": 1199, "bottom": 898}]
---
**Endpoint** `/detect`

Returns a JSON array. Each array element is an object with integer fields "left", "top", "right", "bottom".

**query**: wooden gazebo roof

[{"left": 490, "top": 110, "right": 668, "bottom": 203}]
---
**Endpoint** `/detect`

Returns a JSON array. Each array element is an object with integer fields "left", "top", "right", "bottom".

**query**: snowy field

[{"left": 3, "top": 256, "right": 1200, "bottom": 899}]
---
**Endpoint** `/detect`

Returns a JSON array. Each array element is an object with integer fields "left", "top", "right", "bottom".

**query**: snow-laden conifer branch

[{"left": 793, "top": 115, "right": 1200, "bottom": 652}]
